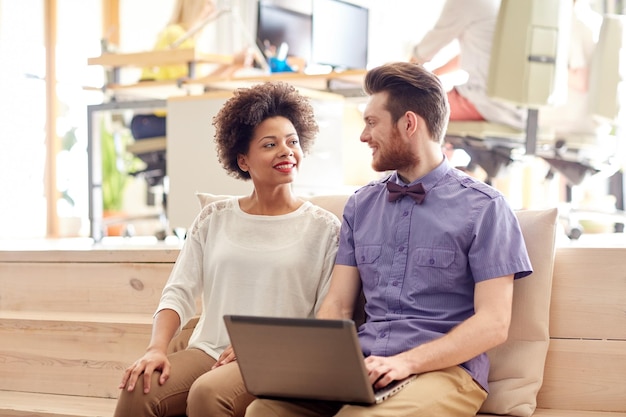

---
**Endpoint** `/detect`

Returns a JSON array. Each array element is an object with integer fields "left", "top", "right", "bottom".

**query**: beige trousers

[
  {"left": 113, "top": 348, "right": 255, "bottom": 417},
  {"left": 244, "top": 366, "right": 487, "bottom": 417}
]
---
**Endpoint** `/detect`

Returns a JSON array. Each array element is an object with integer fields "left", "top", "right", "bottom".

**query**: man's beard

[{"left": 371, "top": 126, "right": 418, "bottom": 172}]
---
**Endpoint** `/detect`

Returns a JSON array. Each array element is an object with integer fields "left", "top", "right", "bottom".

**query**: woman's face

[{"left": 237, "top": 116, "right": 303, "bottom": 187}]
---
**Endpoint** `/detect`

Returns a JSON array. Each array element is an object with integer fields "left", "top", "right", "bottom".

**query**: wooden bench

[
  {"left": 0, "top": 241, "right": 180, "bottom": 417},
  {"left": 0, "top": 237, "right": 624, "bottom": 416}
]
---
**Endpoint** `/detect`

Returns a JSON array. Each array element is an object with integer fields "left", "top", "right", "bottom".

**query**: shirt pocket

[
  {"left": 355, "top": 245, "right": 382, "bottom": 289},
  {"left": 412, "top": 247, "right": 457, "bottom": 292},
  {"left": 413, "top": 247, "right": 455, "bottom": 268}
]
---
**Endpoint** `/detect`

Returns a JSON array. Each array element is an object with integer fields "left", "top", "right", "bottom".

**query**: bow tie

[{"left": 386, "top": 181, "right": 426, "bottom": 204}]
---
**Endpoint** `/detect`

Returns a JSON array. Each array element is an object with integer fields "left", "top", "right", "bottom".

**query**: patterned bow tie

[{"left": 386, "top": 181, "right": 426, "bottom": 204}]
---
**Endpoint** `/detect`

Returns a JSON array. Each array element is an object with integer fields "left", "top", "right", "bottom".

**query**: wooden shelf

[
  {"left": 127, "top": 136, "right": 167, "bottom": 154},
  {"left": 88, "top": 48, "right": 233, "bottom": 68},
  {"left": 191, "top": 68, "right": 367, "bottom": 94},
  {"left": 88, "top": 46, "right": 367, "bottom": 96},
  {"left": 94, "top": 68, "right": 367, "bottom": 98}
]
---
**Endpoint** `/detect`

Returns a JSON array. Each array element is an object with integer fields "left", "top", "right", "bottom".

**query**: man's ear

[{"left": 402, "top": 111, "right": 420, "bottom": 137}]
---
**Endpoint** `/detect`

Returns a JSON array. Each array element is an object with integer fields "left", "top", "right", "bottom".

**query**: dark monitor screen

[
  {"left": 311, "top": 0, "right": 369, "bottom": 70},
  {"left": 256, "top": 1, "right": 312, "bottom": 62}
]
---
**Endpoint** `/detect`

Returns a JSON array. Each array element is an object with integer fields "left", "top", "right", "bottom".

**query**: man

[{"left": 245, "top": 62, "right": 532, "bottom": 417}]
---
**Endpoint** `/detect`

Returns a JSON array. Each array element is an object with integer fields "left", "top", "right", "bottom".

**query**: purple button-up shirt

[{"left": 336, "top": 159, "right": 532, "bottom": 391}]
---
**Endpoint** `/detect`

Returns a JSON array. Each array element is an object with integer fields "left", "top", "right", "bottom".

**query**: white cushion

[{"left": 478, "top": 208, "right": 558, "bottom": 417}]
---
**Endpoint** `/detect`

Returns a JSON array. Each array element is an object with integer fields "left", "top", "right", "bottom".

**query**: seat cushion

[{"left": 478, "top": 208, "right": 558, "bottom": 417}]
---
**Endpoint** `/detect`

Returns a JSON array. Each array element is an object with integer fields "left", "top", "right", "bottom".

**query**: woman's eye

[{"left": 264, "top": 143, "right": 275, "bottom": 148}]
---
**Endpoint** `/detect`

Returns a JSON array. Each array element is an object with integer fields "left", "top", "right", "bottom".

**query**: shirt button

[
  {"left": 392, "top": 281, "right": 398, "bottom": 286},
  {"left": 380, "top": 333, "right": 386, "bottom": 338},
  {"left": 361, "top": 256, "right": 365, "bottom": 262},
  {"left": 398, "top": 246, "right": 404, "bottom": 252},
  {"left": 429, "top": 258, "right": 435, "bottom": 265},
  {"left": 403, "top": 211, "right": 408, "bottom": 216}
]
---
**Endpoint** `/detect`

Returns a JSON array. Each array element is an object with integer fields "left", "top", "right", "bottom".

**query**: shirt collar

[{"left": 388, "top": 157, "right": 451, "bottom": 193}]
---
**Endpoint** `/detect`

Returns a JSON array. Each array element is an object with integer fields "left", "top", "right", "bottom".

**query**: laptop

[{"left": 223, "top": 315, "right": 417, "bottom": 404}]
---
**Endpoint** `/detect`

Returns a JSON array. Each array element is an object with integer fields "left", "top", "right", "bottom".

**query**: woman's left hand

[{"left": 212, "top": 345, "right": 237, "bottom": 369}]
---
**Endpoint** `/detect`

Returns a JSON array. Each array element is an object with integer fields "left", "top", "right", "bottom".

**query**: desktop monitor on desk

[
  {"left": 311, "top": 0, "right": 369, "bottom": 70},
  {"left": 256, "top": 0, "right": 369, "bottom": 71},
  {"left": 256, "top": 1, "right": 312, "bottom": 64}
]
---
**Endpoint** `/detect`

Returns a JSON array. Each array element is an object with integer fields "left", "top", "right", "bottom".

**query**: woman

[
  {"left": 141, "top": 0, "right": 218, "bottom": 81},
  {"left": 114, "top": 81, "right": 341, "bottom": 417}
]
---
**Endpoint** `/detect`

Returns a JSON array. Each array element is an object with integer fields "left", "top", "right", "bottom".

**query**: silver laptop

[{"left": 223, "top": 315, "right": 416, "bottom": 404}]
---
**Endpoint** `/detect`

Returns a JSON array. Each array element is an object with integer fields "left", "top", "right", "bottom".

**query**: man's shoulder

[
  {"left": 448, "top": 169, "right": 502, "bottom": 200},
  {"left": 354, "top": 174, "right": 391, "bottom": 195}
]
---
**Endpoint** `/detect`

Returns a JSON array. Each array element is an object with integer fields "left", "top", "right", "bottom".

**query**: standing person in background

[
  {"left": 113, "top": 81, "right": 341, "bottom": 417},
  {"left": 410, "top": 0, "right": 526, "bottom": 130},
  {"left": 539, "top": 0, "right": 603, "bottom": 138},
  {"left": 244, "top": 62, "right": 532, "bottom": 417},
  {"left": 141, "top": 0, "right": 219, "bottom": 81}
]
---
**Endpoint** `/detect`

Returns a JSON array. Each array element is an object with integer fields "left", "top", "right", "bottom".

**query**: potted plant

[{"left": 100, "top": 117, "right": 143, "bottom": 235}]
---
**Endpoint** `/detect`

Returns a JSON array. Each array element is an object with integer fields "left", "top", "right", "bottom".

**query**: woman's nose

[{"left": 279, "top": 143, "right": 294, "bottom": 157}]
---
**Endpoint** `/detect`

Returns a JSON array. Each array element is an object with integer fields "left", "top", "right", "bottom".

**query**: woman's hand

[
  {"left": 212, "top": 344, "right": 237, "bottom": 369},
  {"left": 119, "top": 348, "right": 170, "bottom": 394}
]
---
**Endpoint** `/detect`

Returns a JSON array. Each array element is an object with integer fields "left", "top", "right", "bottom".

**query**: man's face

[{"left": 360, "top": 92, "right": 417, "bottom": 172}]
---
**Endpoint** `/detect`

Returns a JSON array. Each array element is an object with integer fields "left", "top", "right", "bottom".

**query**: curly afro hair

[{"left": 213, "top": 81, "right": 319, "bottom": 180}]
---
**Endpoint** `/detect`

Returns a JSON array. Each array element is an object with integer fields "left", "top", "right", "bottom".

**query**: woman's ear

[{"left": 237, "top": 154, "right": 248, "bottom": 172}]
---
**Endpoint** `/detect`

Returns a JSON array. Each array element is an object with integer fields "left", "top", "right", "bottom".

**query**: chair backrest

[
  {"left": 588, "top": 14, "right": 626, "bottom": 123},
  {"left": 487, "top": 0, "right": 571, "bottom": 109}
]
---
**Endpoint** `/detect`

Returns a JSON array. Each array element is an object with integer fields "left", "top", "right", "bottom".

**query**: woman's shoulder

[
  {"left": 190, "top": 197, "right": 237, "bottom": 235},
  {"left": 302, "top": 201, "right": 342, "bottom": 229}
]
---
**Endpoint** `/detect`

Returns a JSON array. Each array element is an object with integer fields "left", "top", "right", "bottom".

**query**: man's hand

[
  {"left": 364, "top": 354, "right": 413, "bottom": 389},
  {"left": 119, "top": 348, "right": 170, "bottom": 394}
]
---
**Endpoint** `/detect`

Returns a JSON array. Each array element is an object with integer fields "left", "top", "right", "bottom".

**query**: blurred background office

[{"left": 0, "top": 0, "right": 623, "bottom": 240}]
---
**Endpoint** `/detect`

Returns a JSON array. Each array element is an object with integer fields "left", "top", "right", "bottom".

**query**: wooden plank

[
  {"left": 0, "top": 262, "right": 172, "bottom": 313},
  {"left": 127, "top": 137, "right": 166, "bottom": 154},
  {"left": 537, "top": 339, "right": 626, "bottom": 412},
  {"left": 0, "top": 390, "right": 116, "bottom": 417},
  {"left": 0, "top": 314, "right": 151, "bottom": 398},
  {"left": 0, "top": 243, "right": 180, "bottom": 263},
  {"left": 87, "top": 48, "right": 232, "bottom": 68},
  {"left": 102, "top": 0, "right": 119, "bottom": 46},
  {"left": 192, "top": 69, "right": 366, "bottom": 95},
  {"left": 44, "top": 0, "right": 58, "bottom": 238},
  {"left": 550, "top": 247, "right": 626, "bottom": 340}
]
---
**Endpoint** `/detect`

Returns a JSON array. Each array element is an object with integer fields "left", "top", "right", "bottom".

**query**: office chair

[
  {"left": 543, "top": 13, "right": 625, "bottom": 239},
  {"left": 445, "top": 0, "right": 571, "bottom": 183},
  {"left": 539, "top": 14, "right": 625, "bottom": 187}
]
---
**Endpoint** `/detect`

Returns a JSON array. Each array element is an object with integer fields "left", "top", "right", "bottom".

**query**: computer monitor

[
  {"left": 256, "top": 1, "right": 312, "bottom": 62},
  {"left": 311, "top": 0, "right": 369, "bottom": 70}
]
